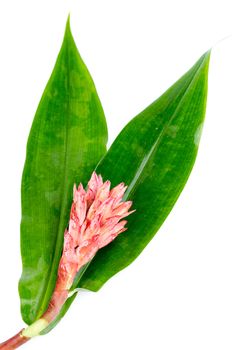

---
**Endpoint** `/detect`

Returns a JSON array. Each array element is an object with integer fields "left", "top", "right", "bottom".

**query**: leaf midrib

[{"left": 124, "top": 57, "right": 206, "bottom": 201}]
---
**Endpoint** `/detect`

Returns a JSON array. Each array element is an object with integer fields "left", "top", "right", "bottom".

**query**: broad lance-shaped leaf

[
  {"left": 77, "top": 51, "right": 211, "bottom": 289},
  {"left": 19, "top": 17, "right": 108, "bottom": 325},
  {"left": 43, "top": 51, "right": 210, "bottom": 333}
]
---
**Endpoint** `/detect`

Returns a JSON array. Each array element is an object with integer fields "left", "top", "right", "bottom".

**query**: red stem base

[{"left": 0, "top": 330, "right": 29, "bottom": 350}]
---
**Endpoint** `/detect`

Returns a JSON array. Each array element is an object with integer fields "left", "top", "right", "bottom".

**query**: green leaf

[
  {"left": 77, "top": 51, "right": 210, "bottom": 291},
  {"left": 18, "top": 17, "right": 108, "bottom": 325},
  {"left": 43, "top": 51, "right": 210, "bottom": 333}
]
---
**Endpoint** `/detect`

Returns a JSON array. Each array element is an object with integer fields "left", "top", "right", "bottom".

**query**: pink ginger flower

[{"left": 44, "top": 172, "right": 134, "bottom": 322}]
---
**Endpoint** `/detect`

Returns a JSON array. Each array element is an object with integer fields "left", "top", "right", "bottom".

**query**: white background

[{"left": 0, "top": 1, "right": 233, "bottom": 349}]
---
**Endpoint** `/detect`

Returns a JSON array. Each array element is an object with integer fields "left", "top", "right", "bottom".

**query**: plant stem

[
  {"left": 0, "top": 288, "right": 69, "bottom": 348},
  {"left": 0, "top": 330, "right": 29, "bottom": 349}
]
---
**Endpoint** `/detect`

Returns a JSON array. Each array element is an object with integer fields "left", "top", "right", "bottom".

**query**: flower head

[{"left": 57, "top": 172, "right": 135, "bottom": 291}]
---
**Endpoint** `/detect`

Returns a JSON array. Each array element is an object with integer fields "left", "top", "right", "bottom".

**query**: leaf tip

[
  {"left": 201, "top": 49, "right": 211, "bottom": 69},
  {"left": 65, "top": 13, "right": 72, "bottom": 36},
  {"left": 204, "top": 49, "right": 211, "bottom": 62},
  {"left": 61, "top": 13, "right": 78, "bottom": 54}
]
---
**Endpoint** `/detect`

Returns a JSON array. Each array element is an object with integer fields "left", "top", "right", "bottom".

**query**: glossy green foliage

[
  {"left": 77, "top": 51, "right": 210, "bottom": 291},
  {"left": 19, "top": 18, "right": 108, "bottom": 325},
  {"left": 43, "top": 52, "right": 210, "bottom": 333}
]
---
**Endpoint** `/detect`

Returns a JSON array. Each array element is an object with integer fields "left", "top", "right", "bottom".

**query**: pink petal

[
  {"left": 86, "top": 172, "right": 103, "bottom": 206},
  {"left": 95, "top": 180, "right": 111, "bottom": 202},
  {"left": 110, "top": 183, "right": 127, "bottom": 205},
  {"left": 113, "top": 201, "right": 133, "bottom": 216},
  {"left": 74, "top": 183, "right": 87, "bottom": 225}
]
